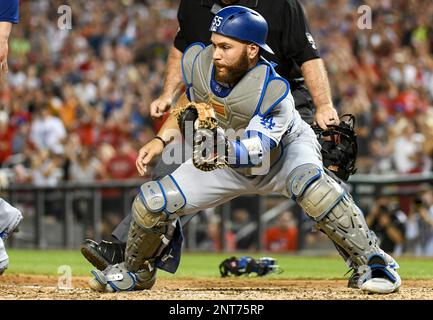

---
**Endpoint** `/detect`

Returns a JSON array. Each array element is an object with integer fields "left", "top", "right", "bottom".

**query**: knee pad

[
  {"left": 126, "top": 175, "right": 186, "bottom": 274},
  {"left": 133, "top": 175, "right": 187, "bottom": 229},
  {"left": 287, "top": 164, "right": 383, "bottom": 267},
  {"left": 287, "top": 164, "right": 344, "bottom": 221}
]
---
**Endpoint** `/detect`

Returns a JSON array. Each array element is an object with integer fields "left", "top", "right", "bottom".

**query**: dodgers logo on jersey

[{"left": 260, "top": 115, "right": 276, "bottom": 130}]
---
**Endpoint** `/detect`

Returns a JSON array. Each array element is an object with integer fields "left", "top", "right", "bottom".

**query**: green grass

[{"left": 5, "top": 249, "right": 433, "bottom": 280}]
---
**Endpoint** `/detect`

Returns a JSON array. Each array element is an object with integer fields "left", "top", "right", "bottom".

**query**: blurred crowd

[
  {"left": 0, "top": 0, "right": 179, "bottom": 187},
  {"left": 305, "top": 0, "right": 433, "bottom": 174},
  {"left": 1, "top": 0, "right": 433, "bottom": 251},
  {"left": 196, "top": 189, "right": 433, "bottom": 257},
  {"left": 357, "top": 187, "right": 433, "bottom": 257},
  {"left": 1, "top": 0, "right": 433, "bottom": 185}
]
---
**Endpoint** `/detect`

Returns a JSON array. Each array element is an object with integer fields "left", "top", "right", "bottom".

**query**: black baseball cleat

[{"left": 80, "top": 239, "right": 126, "bottom": 271}]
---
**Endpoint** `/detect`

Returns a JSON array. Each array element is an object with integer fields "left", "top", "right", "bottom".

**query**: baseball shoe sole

[
  {"left": 360, "top": 254, "right": 401, "bottom": 294},
  {"left": 80, "top": 240, "right": 110, "bottom": 271}
]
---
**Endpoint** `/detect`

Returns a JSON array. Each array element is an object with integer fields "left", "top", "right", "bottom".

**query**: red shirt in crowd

[
  {"left": 0, "top": 126, "right": 14, "bottom": 164},
  {"left": 106, "top": 153, "right": 137, "bottom": 180},
  {"left": 264, "top": 226, "right": 298, "bottom": 252},
  {"left": 9, "top": 110, "right": 31, "bottom": 129},
  {"left": 74, "top": 122, "right": 96, "bottom": 146},
  {"left": 97, "top": 126, "right": 125, "bottom": 147},
  {"left": 390, "top": 91, "right": 428, "bottom": 118}
]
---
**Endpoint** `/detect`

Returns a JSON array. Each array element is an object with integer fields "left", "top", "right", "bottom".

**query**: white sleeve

[{"left": 245, "top": 94, "right": 295, "bottom": 146}]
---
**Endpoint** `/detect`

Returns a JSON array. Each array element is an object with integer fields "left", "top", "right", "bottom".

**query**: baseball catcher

[{"left": 89, "top": 5, "right": 401, "bottom": 294}]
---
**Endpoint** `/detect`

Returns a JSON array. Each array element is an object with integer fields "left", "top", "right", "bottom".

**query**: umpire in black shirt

[{"left": 81, "top": 0, "right": 341, "bottom": 273}]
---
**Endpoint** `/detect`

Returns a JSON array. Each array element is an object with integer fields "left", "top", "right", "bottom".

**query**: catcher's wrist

[
  {"left": 159, "top": 93, "right": 174, "bottom": 104},
  {"left": 152, "top": 136, "right": 167, "bottom": 148}
]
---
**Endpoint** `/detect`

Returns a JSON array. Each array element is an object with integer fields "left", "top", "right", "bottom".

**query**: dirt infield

[{"left": 1, "top": 274, "right": 433, "bottom": 300}]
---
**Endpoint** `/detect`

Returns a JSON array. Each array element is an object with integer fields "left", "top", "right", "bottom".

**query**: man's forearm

[
  {"left": 1, "top": 0, "right": 19, "bottom": 72},
  {"left": 161, "top": 46, "right": 184, "bottom": 101},
  {"left": 301, "top": 58, "right": 333, "bottom": 110},
  {"left": 0, "top": 21, "right": 12, "bottom": 69},
  {"left": 0, "top": 22, "right": 12, "bottom": 41},
  {"left": 156, "top": 112, "right": 181, "bottom": 144}
]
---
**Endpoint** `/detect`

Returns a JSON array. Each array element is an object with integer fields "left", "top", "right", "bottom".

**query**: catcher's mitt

[
  {"left": 219, "top": 256, "right": 282, "bottom": 277},
  {"left": 171, "top": 102, "right": 228, "bottom": 172},
  {"left": 312, "top": 114, "right": 358, "bottom": 181}
]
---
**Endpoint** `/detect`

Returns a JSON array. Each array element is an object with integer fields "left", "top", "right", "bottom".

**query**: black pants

[{"left": 111, "top": 85, "right": 315, "bottom": 243}]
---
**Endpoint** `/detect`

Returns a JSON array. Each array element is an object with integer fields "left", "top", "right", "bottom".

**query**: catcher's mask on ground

[
  {"left": 312, "top": 114, "right": 358, "bottom": 181},
  {"left": 219, "top": 256, "right": 282, "bottom": 277}
]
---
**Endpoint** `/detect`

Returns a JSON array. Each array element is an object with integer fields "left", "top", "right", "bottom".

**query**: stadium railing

[{"left": 2, "top": 173, "right": 433, "bottom": 250}]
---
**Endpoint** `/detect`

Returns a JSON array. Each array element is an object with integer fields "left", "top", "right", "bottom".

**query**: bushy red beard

[{"left": 214, "top": 48, "right": 250, "bottom": 85}]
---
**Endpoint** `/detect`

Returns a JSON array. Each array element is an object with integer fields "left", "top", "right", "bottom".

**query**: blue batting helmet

[{"left": 209, "top": 5, "right": 274, "bottom": 54}]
